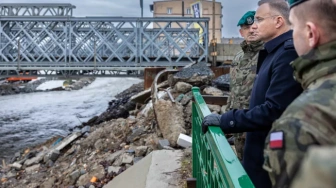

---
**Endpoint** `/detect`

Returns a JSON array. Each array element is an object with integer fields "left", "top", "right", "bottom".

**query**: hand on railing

[{"left": 201, "top": 113, "right": 221, "bottom": 134}]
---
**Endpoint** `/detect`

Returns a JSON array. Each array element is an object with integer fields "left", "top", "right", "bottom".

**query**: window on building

[
  {"left": 186, "top": 8, "right": 191, "bottom": 14},
  {"left": 167, "top": 8, "right": 172, "bottom": 14}
]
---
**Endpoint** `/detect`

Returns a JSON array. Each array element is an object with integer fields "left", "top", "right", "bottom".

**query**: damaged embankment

[{"left": 0, "top": 64, "right": 230, "bottom": 188}]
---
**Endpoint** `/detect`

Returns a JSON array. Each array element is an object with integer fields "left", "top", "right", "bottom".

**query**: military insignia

[
  {"left": 247, "top": 17, "right": 253, "bottom": 25},
  {"left": 269, "top": 131, "right": 284, "bottom": 149}
]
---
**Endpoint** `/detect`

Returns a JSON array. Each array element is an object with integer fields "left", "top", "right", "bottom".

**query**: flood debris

[{"left": 1, "top": 64, "right": 231, "bottom": 188}]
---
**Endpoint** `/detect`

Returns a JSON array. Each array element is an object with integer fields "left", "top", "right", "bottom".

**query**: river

[{"left": 0, "top": 77, "right": 142, "bottom": 161}]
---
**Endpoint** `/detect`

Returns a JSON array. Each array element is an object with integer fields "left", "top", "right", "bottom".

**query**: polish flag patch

[{"left": 269, "top": 131, "right": 284, "bottom": 149}]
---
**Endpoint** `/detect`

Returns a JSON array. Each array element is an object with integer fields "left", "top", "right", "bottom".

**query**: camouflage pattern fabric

[
  {"left": 290, "top": 146, "right": 336, "bottom": 188},
  {"left": 263, "top": 40, "right": 336, "bottom": 187},
  {"left": 226, "top": 40, "right": 264, "bottom": 160}
]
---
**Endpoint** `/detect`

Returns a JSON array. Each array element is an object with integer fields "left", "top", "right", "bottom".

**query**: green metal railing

[{"left": 191, "top": 87, "right": 254, "bottom": 188}]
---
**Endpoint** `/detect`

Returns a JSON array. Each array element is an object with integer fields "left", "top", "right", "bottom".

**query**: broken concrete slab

[
  {"left": 103, "top": 150, "right": 183, "bottom": 188},
  {"left": 203, "top": 87, "right": 224, "bottom": 96},
  {"left": 207, "top": 104, "right": 221, "bottom": 113},
  {"left": 24, "top": 150, "right": 48, "bottom": 166},
  {"left": 135, "top": 146, "right": 148, "bottom": 157},
  {"left": 54, "top": 132, "right": 82, "bottom": 151},
  {"left": 169, "top": 63, "right": 215, "bottom": 87},
  {"left": 174, "top": 82, "right": 192, "bottom": 94},
  {"left": 177, "top": 133, "right": 192, "bottom": 148},
  {"left": 154, "top": 100, "right": 186, "bottom": 147},
  {"left": 158, "top": 139, "right": 170, "bottom": 149}
]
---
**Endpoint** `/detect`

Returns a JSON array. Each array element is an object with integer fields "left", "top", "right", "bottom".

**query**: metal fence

[{"left": 191, "top": 87, "right": 254, "bottom": 188}]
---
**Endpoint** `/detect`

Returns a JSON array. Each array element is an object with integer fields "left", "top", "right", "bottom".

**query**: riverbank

[
  {"left": 0, "top": 64, "right": 230, "bottom": 188},
  {"left": 0, "top": 78, "right": 142, "bottom": 162},
  {"left": 0, "top": 77, "right": 96, "bottom": 96}
]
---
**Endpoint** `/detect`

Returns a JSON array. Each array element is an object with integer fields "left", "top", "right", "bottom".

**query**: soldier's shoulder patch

[{"left": 269, "top": 131, "right": 284, "bottom": 149}]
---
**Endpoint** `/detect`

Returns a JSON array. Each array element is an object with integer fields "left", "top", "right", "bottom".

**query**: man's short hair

[
  {"left": 293, "top": 0, "right": 336, "bottom": 37},
  {"left": 258, "top": 0, "right": 290, "bottom": 25}
]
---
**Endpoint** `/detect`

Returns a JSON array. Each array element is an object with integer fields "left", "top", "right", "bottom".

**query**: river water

[{"left": 0, "top": 77, "right": 142, "bottom": 161}]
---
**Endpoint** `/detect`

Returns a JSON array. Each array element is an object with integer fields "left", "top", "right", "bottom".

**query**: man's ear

[
  {"left": 274, "top": 16, "right": 284, "bottom": 29},
  {"left": 239, "top": 28, "right": 243, "bottom": 37},
  {"left": 306, "top": 22, "right": 320, "bottom": 48}
]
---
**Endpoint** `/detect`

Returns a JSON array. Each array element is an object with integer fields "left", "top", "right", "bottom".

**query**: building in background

[{"left": 151, "top": 0, "right": 223, "bottom": 43}]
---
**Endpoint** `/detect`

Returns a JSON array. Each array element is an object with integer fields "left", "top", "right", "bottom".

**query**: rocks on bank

[
  {"left": 0, "top": 63, "right": 230, "bottom": 188},
  {"left": 0, "top": 77, "right": 96, "bottom": 96}
]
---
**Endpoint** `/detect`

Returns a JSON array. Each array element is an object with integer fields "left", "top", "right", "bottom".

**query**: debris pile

[
  {"left": 0, "top": 64, "right": 230, "bottom": 188},
  {"left": 212, "top": 74, "right": 230, "bottom": 91}
]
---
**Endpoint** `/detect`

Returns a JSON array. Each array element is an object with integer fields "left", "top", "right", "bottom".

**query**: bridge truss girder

[
  {"left": 0, "top": 17, "right": 209, "bottom": 77},
  {"left": 0, "top": 3, "right": 75, "bottom": 17}
]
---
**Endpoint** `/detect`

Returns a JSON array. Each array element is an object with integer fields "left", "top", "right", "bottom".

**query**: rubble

[
  {"left": 168, "top": 63, "right": 215, "bottom": 86},
  {"left": 82, "top": 82, "right": 144, "bottom": 127},
  {"left": 64, "top": 77, "right": 95, "bottom": 91},
  {"left": 207, "top": 104, "right": 221, "bottom": 113},
  {"left": 1, "top": 66, "right": 231, "bottom": 188},
  {"left": 212, "top": 73, "right": 230, "bottom": 91},
  {"left": 174, "top": 82, "right": 193, "bottom": 94},
  {"left": 203, "top": 86, "right": 224, "bottom": 96}
]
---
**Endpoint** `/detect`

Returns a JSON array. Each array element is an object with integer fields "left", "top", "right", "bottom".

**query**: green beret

[
  {"left": 237, "top": 11, "right": 255, "bottom": 26},
  {"left": 288, "top": 0, "right": 309, "bottom": 9}
]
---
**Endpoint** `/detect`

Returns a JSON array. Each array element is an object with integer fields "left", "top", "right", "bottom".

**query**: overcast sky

[{"left": 3, "top": 0, "right": 259, "bottom": 37}]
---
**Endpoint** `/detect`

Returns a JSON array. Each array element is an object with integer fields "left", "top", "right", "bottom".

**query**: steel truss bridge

[{"left": 0, "top": 3, "right": 209, "bottom": 77}]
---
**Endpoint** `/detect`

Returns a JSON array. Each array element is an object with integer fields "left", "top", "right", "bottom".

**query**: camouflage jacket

[
  {"left": 290, "top": 146, "right": 336, "bottom": 188},
  {"left": 226, "top": 40, "right": 264, "bottom": 111},
  {"left": 263, "top": 40, "right": 336, "bottom": 187}
]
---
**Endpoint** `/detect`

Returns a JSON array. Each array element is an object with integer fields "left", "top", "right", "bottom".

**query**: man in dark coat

[{"left": 201, "top": 1, "right": 303, "bottom": 188}]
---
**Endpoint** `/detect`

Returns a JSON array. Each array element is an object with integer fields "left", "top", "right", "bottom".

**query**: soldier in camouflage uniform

[
  {"left": 263, "top": 0, "right": 336, "bottom": 187},
  {"left": 226, "top": 11, "right": 263, "bottom": 160},
  {"left": 290, "top": 146, "right": 336, "bottom": 188}
]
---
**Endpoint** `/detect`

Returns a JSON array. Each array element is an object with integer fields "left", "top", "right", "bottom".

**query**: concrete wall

[{"left": 209, "top": 43, "right": 241, "bottom": 64}]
